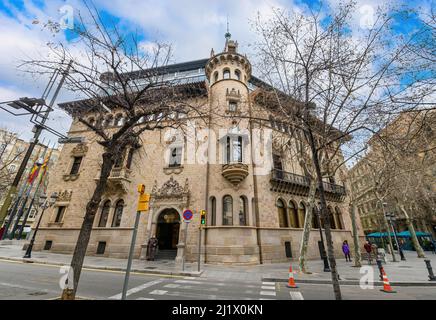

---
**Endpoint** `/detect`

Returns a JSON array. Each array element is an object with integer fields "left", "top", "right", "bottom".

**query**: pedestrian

[
  {"left": 430, "top": 240, "right": 436, "bottom": 254},
  {"left": 342, "top": 240, "right": 352, "bottom": 262},
  {"left": 364, "top": 241, "right": 372, "bottom": 264}
]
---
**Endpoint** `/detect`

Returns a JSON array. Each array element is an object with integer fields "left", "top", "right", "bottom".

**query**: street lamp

[
  {"left": 23, "top": 192, "right": 58, "bottom": 259},
  {"left": 386, "top": 212, "right": 406, "bottom": 261}
]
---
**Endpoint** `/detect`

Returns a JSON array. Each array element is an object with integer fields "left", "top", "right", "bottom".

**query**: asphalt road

[{"left": 0, "top": 259, "right": 434, "bottom": 300}]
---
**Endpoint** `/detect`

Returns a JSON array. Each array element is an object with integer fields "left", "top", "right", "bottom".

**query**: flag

[{"left": 27, "top": 162, "right": 40, "bottom": 184}]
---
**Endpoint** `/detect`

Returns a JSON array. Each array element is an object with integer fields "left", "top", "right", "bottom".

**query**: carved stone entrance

[
  {"left": 156, "top": 209, "right": 180, "bottom": 250},
  {"left": 141, "top": 176, "right": 190, "bottom": 266}
]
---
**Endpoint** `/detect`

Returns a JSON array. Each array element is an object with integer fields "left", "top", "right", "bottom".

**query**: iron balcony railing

[{"left": 271, "top": 168, "right": 346, "bottom": 197}]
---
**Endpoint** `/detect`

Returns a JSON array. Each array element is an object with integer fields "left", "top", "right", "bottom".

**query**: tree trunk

[
  {"left": 308, "top": 134, "right": 342, "bottom": 300},
  {"left": 298, "top": 178, "right": 316, "bottom": 273},
  {"left": 61, "top": 151, "right": 114, "bottom": 300},
  {"left": 382, "top": 214, "right": 397, "bottom": 262},
  {"left": 349, "top": 202, "right": 362, "bottom": 267},
  {"left": 399, "top": 204, "right": 426, "bottom": 258}
]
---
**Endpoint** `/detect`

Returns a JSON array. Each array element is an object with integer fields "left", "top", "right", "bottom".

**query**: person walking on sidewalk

[
  {"left": 364, "top": 241, "right": 372, "bottom": 264},
  {"left": 342, "top": 240, "right": 352, "bottom": 262}
]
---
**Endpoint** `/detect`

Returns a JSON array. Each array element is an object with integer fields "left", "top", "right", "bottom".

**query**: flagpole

[
  {"left": 17, "top": 143, "right": 54, "bottom": 239},
  {"left": 1, "top": 141, "right": 45, "bottom": 240},
  {"left": 7, "top": 143, "right": 49, "bottom": 240}
]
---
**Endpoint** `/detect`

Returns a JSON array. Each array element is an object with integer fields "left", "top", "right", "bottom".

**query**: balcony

[
  {"left": 95, "top": 167, "right": 132, "bottom": 193},
  {"left": 222, "top": 163, "right": 249, "bottom": 187},
  {"left": 270, "top": 169, "right": 346, "bottom": 202}
]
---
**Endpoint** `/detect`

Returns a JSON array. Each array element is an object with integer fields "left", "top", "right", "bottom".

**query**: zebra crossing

[{"left": 109, "top": 277, "right": 304, "bottom": 300}]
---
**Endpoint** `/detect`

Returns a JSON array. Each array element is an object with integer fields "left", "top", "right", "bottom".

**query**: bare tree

[
  {"left": 0, "top": 129, "right": 26, "bottom": 197},
  {"left": 252, "top": 1, "right": 434, "bottom": 299},
  {"left": 23, "top": 3, "right": 207, "bottom": 300}
]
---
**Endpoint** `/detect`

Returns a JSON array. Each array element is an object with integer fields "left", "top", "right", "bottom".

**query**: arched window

[
  {"left": 277, "top": 199, "right": 288, "bottom": 228},
  {"left": 235, "top": 69, "right": 241, "bottom": 80},
  {"left": 312, "top": 207, "right": 320, "bottom": 228},
  {"left": 213, "top": 71, "right": 219, "bottom": 83},
  {"left": 112, "top": 200, "right": 124, "bottom": 227},
  {"left": 115, "top": 114, "right": 124, "bottom": 126},
  {"left": 335, "top": 207, "right": 343, "bottom": 229},
  {"left": 288, "top": 201, "right": 299, "bottom": 228},
  {"left": 98, "top": 200, "right": 111, "bottom": 227},
  {"left": 210, "top": 196, "right": 216, "bottom": 226},
  {"left": 223, "top": 69, "right": 230, "bottom": 79},
  {"left": 106, "top": 115, "right": 114, "bottom": 127},
  {"left": 239, "top": 196, "right": 247, "bottom": 226},
  {"left": 96, "top": 117, "right": 104, "bottom": 128},
  {"left": 298, "top": 202, "right": 306, "bottom": 229},
  {"left": 223, "top": 195, "right": 233, "bottom": 225},
  {"left": 328, "top": 206, "right": 336, "bottom": 229}
]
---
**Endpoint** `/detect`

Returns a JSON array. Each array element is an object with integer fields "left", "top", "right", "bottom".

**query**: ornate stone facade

[{"left": 33, "top": 35, "right": 363, "bottom": 265}]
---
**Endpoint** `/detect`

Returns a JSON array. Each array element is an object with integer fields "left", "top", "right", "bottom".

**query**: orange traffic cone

[
  {"left": 380, "top": 269, "right": 396, "bottom": 293},
  {"left": 286, "top": 265, "right": 298, "bottom": 288}
]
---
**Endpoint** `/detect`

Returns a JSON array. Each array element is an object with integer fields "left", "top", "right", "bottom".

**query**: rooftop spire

[{"left": 225, "top": 15, "right": 231, "bottom": 40}]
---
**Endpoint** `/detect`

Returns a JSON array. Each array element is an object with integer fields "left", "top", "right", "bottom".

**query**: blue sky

[{"left": 0, "top": 0, "right": 432, "bottom": 144}]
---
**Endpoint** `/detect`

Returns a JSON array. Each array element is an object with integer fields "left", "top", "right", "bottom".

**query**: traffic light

[{"left": 200, "top": 210, "right": 206, "bottom": 225}]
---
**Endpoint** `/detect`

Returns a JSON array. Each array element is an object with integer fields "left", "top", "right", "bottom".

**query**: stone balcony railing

[
  {"left": 222, "top": 163, "right": 249, "bottom": 186},
  {"left": 270, "top": 168, "right": 346, "bottom": 202},
  {"left": 95, "top": 167, "right": 132, "bottom": 193}
]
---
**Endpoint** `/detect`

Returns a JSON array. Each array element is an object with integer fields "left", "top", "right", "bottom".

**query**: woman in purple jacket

[{"left": 342, "top": 240, "right": 352, "bottom": 262}]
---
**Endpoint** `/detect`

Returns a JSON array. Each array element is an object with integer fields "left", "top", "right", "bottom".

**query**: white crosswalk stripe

[
  {"left": 136, "top": 297, "right": 155, "bottom": 300},
  {"left": 261, "top": 285, "right": 275, "bottom": 290},
  {"left": 149, "top": 290, "right": 168, "bottom": 295},
  {"left": 108, "top": 279, "right": 163, "bottom": 300},
  {"left": 290, "top": 291, "right": 304, "bottom": 300},
  {"left": 260, "top": 290, "right": 276, "bottom": 296},
  {"left": 262, "top": 282, "right": 275, "bottom": 286}
]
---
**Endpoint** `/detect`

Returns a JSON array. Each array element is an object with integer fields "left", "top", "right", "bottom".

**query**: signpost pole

[
  {"left": 121, "top": 185, "right": 149, "bottom": 300},
  {"left": 121, "top": 210, "right": 141, "bottom": 300},
  {"left": 182, "top": 221, "right": 189, "bottom": 272},
  {"left": 197, "top": 225, "right": 202, "bottom": 272}
]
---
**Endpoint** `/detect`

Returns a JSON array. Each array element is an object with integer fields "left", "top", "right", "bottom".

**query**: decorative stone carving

[
  {"left": 57, "top": 190, "right": 73, "bottom": 202},
  {"left": 153, "top": 176, "right": 188, "bottom": 198},
  {"left": 71, "top": 143, "right": 88, "bottom": 157},
  {"left": 63, "top": 173, "right": 79, "bottom": 182}
]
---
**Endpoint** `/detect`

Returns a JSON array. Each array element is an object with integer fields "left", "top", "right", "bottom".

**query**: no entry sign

[{"left": 183, "top": 209, "right": 193, "bottom": 221}]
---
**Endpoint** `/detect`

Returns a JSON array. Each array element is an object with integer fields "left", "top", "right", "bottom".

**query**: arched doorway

[{"left": 156, "top": 208, "right": 180, "bottom": 250}]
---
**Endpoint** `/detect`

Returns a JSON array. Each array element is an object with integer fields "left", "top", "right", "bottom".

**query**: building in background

[
  {"left": 349, "top": 110, "right": 436, "bottom": 240},
  {"left": 0, "top": 128, "right": 61, "bottom": 238}
]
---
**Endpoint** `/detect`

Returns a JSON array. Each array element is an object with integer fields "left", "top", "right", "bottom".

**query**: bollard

[
  {"left": 376, "top": 259, "right": 384, "bottom": 281},
  {"left": 424, "top": 260, "right": 436, "bottom": 281}
]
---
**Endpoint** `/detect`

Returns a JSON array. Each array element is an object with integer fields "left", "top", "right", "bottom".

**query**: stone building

[
  {"left": 349, "top": 110, "right": 436, "bottom": 238},
  {"left": 0, "top": 128, "right": 61, "bottom": 236},
  {"left": 33, "top": 35, "right": 362, "bottom": 264}
]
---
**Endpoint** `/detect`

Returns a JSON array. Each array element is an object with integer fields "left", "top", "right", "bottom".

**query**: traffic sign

[{"left": 183, "top": 209, "right": 193, "bottom": 221}]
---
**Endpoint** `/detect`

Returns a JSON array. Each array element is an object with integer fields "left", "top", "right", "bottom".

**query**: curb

[
  {"left": 262, "top": 277, "right": 436, "bottom": 287},
  {"left": 0, "top": 256, "right": 203, "bottom": 277}
]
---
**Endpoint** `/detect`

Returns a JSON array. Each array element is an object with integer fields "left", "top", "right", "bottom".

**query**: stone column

[{"left": 175, "top": 208, "right": 186, "bottom": 267}]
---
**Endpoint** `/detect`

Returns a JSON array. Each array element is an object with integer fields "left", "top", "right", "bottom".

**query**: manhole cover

[{"left": 28, "top": 291, "right": 47, "bottom": 296}]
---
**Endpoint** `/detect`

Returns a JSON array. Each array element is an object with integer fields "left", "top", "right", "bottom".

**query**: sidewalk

[{"left": 1, "top": 240, "right": 435, "bottom": 286}]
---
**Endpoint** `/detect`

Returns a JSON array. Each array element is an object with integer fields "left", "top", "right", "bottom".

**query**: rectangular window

[
  {"left": 44, "top": 240, "right": 52, "bottom": 250},
  {"left": 70, "top": 156, "right": 83, "bottom": 175},
  {"left": 96, "top": 242, "right": 106, "bottom": 254},
  {"left": 169, "top": 147, "right": 182, "bottom": 167},
  {"left": 228, "top": 101, "right": 237, "bottom": 112},
  {"left": 54, "top": 206, "right": 66, "bottom": 223},
  {"left": 126, "top": 148, "right": 134, "bottom": 169}
]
